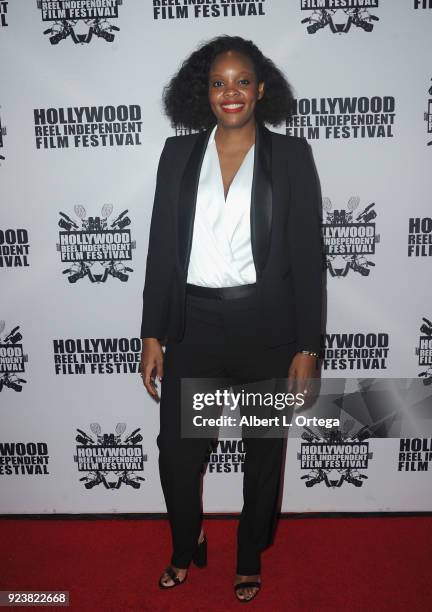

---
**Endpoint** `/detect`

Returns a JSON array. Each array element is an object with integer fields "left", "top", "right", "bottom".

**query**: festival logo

[
  {"left": 0, "top": 1, "right": 8, "bottom": 28},
  {"left": 152, "top": 0, "right": 265, "bottom": 20},
  {"left": 0, "top": 321, "right": 27, "bottom": 393},
  {"left": 0, "top": 442, "right": 49, "bottom": 476},
  {"left": 56, "top": 204, "right": 135, "bottom": 284},
  {"left": 298, "top": 423, "right": 373, "bottom": 488},
  {"left": 0, "top": 229, "right": 30, "bottom": 268},
  {"left": 0, "top": 109, "right": 6, "bottom": 163},
  {"left": 323, "top": 332, "right": 389, "bottom": 371},
  {"left": 300, "top": 1, "right": 379, "bottom": 34},
  {"left": 204, "top": 440, "right": 245, "bottom": 474},
  {"left": 74, "top": 423, "right": 147, "bottom": 490},
  {"left": 415, "top": 317, "right": 432, "bottom": 384},
  {"left": 34, "top": 105, "right": 143, "bottom": 149},
  {"left": 408, "top": 217, "right": 432, "bottom": 257},
  {"left": 424, "top": 79, "right": 432, "bottom": 146},
  {"left": 413, "top": 1, "right": 432, "bottom": 9},
  {"left": 286, "top": 96, "right": 395, "bottom": 140},
  {"left": 322, "top": 196, "right": 380, "bottom": 277},
  {"left": 37, "top": 0, "right": 123, "bottom": 45},
  {"left": 53, "top": 337, "right": 141, "bottom": 375},
  {"left": 174, "top": 126, "right": 200, "bottom": 137},
  {"left": 398, "top": 438, "right": 432, "bottom": 472}
]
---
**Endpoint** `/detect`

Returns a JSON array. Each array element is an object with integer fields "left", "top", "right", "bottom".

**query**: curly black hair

[{"left": 162, "top": 35, "right": 294, "bottom": 130}]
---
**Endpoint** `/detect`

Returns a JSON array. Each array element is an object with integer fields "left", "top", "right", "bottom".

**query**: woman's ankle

[
  {"left": 235, "top": 573, "right": 261, "bottom": 581},
  {"left": 169, "top": 564, "right": 188, "bottom": 576}
]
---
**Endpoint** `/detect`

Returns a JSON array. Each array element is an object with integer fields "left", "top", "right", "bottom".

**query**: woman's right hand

[{"left": 140, "top": 338, "right": 164, "bottom": 401}]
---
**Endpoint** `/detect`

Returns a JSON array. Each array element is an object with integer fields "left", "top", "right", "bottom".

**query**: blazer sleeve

[
  {"left": 140, "top": 138, "right": 175, "bottom": 340},
  {"left": 288, "top": 138, "right": 324, "bottom": 354}
]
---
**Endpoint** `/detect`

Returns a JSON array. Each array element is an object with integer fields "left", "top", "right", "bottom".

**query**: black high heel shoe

[
  {"left": 234, "top": 579, "right": 261, "bottom": 603},
  {"left": 192, "top": 534, "right": 207, "bottom": 568},
  {"left": 158, "top": 535, "right": 207, "bottom": 589},
  {"left": 158, "top": 565, "right": 187, "bottom": 589}
]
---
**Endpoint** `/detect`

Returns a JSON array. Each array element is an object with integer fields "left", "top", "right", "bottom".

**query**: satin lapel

[
  {"left": 251, "top": 121, "right": 273, "bottom": 277},
  {"left": 177, "top": 128, "right": 212, "bottom": 275}
]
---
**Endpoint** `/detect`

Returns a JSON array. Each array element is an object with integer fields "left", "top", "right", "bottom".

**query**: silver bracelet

[{"left": 300, "top": 350, "right": 320, "bottom": 358}]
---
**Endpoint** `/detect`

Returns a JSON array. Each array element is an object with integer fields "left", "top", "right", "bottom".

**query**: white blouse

[{"left": 186, "top": 124, "right": 256, "bottom": 288}]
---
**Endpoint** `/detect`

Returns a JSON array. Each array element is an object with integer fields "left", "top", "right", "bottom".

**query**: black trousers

[{"left": 157, "top": 288, "right": 297, "bottom": 575}]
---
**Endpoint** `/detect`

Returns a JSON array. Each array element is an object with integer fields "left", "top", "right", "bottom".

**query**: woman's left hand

[{"left": 287, "top": 352, "right": 319, "bottom": 397}]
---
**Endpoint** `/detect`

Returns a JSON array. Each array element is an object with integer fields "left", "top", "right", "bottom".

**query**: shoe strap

[
  {"left": 164, "top": 565, "right": 182, "bottom": 585},
  {"left": 234, "top": 581, "right": 261, "bottom": 590}
]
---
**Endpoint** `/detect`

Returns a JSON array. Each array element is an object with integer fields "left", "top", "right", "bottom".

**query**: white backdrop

[{"left": 1, "top": 0, "right": 431, "bottom": 513}]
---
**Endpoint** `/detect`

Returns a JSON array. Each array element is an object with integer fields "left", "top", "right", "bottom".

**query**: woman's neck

[{"left": 214, "top": 119, "right": 256, "bottom": 152}]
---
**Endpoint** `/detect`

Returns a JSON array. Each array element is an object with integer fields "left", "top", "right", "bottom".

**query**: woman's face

[{"left": 208, "top": 50, "right": 264, "bottom": 129}]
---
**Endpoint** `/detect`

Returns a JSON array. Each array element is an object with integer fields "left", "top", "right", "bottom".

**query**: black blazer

[{"left": 140, "top": 121, "right": 324, "bottom": 353}]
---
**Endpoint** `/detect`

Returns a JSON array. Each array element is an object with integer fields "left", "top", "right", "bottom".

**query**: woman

[{"left": 139, "top": 35, "right": 323, "bottom": 602}]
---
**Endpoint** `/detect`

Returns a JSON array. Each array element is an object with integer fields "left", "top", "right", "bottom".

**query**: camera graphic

[
  {"left": 301, "top": 8, "right": 379, "bottom": 34},
  {"left": 57, "top": 204, "right": 135, "bottom": 284},
  {"left": 37, "top": 0, "right": 122, "bottom": 44}
]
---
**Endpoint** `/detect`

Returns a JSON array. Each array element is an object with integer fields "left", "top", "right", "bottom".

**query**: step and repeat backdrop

[{"left": 1, "top": 1, "right": 431, "bottom": 513}]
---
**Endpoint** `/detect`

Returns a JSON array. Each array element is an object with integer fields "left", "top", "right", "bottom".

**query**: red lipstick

[{"left": 221, "top": 103, "right": 245, "bottom": 113}]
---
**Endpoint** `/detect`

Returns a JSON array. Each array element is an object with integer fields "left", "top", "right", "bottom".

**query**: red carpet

[{"left": 0, "top": 517, "right": 430, "bottom": 611}]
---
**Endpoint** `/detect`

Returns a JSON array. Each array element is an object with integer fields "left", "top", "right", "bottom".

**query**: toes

[
  {"left": 236, "top": 587, "right": 256, "bottom": 600},
  {"left": 160, "top": 569, "right": 186, "bottom": 587},
  {"left": 236, "top": 587, "right": 258, "bottom": 600},
  {"left": 161, "top": 574, "right": 173, "bottom": 587}
]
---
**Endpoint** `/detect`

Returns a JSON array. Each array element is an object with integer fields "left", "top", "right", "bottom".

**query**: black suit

[
  {"left": 139, "top": 122, "right": 324, "bottom": 575},
  {"left": 140, "top": 121, "right": 324, "bottom": 353}
]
